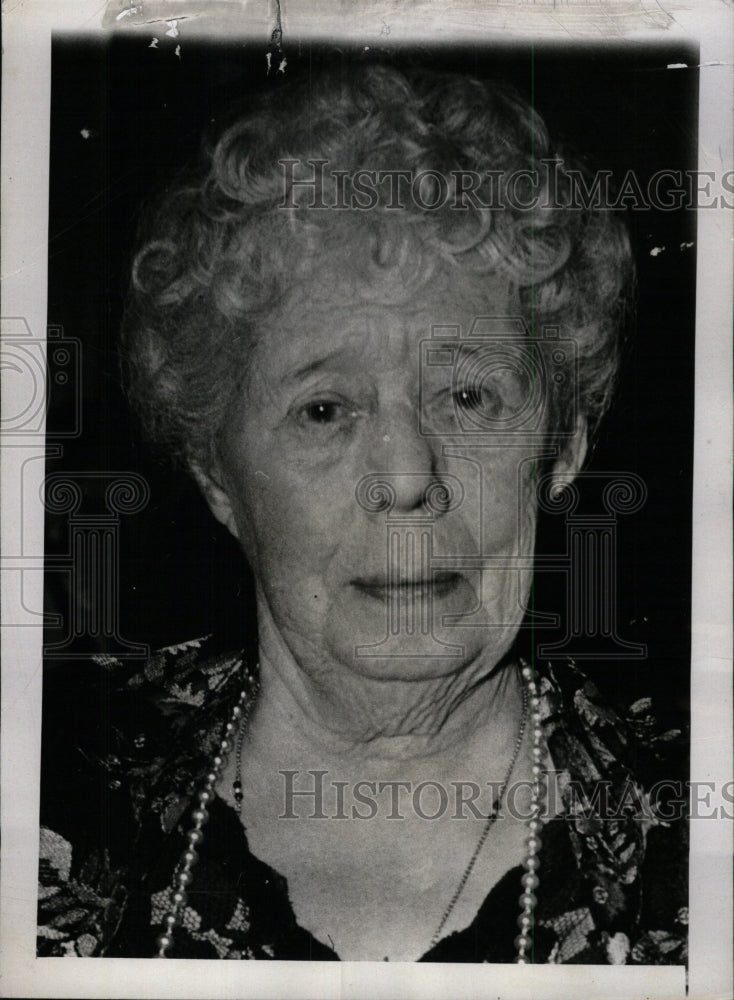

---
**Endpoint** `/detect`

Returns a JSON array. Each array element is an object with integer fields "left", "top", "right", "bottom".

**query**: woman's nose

[{"left": 367, "top": 405, "right": 445, "bottom": 513}]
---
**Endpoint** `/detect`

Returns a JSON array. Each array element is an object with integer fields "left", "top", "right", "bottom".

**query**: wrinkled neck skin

[{"left": 248, "top": 597, "right": 524, "bottom": 771}]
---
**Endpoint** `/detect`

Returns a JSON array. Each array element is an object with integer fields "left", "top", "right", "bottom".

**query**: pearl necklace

[
  {"left": 428, "top": 676, "right": 529, "bottom": 950},
  {"left": 516, "top": 662, "right": 546, "bottom": 964},
  {"left": 154, "top": 667, "right": 258, "bottom": 958},
  {"left": 156, "top": 660, "right": 545, "bottom": 962}
]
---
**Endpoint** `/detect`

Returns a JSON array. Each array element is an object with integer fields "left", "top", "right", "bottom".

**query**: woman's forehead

[{"left": 257, "top": 267, "right": 514, "bottom": 372}]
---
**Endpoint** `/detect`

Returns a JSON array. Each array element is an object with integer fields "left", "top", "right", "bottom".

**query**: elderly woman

[{"left": 38, "top": 64, "right": 686, "bottom": 964}]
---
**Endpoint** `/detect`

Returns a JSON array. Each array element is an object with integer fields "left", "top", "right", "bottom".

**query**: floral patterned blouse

[{"left": 37, "top": 637, "right": 688, "bottom": 963}]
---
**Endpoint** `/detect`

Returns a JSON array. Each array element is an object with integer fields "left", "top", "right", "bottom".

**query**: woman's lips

[{"left": 351, "top": 572, "right": 463, "bottom": 601}]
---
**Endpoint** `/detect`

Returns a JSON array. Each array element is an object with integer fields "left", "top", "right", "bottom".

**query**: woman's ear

[
  {"left": 551, "top": 417, "right": 588, "bottom": 489},
  {"left": 190, "top": 462, "right": 240, "bottom": 540}
]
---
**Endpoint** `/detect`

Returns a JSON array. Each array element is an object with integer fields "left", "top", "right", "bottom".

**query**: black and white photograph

[{"left": 1, "top": 2, "right": 732, "bottom": 999}]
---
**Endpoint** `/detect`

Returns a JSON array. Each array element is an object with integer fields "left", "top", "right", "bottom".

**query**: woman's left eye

[
  {"left": 454, "top": 385, "right": 502, "bottom": 418},
  {"left": 304, "top": 401, "right": 344, "bottom": 424}
]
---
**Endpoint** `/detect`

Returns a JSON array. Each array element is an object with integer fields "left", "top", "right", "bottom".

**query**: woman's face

[{"left": 201, "top": 266, "right": 582, "bottom": 683}]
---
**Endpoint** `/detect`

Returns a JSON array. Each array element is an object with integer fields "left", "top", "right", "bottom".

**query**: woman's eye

[
  {"left": 454, "top": 385, "right": 501, "bottom": 417},
  {"left": 293, "top": 398, "right": 359, "bottom": 435},
  {"left": 305, "top": 401, "right": 342, "bottom": 424}
]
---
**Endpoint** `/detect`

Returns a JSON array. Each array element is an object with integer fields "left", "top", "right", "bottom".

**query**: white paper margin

[{"left": 2, "top": 2, "right": 732, "bottom": 998}]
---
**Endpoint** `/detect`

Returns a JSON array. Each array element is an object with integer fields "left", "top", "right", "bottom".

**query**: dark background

[{"left": 44, "top": 35, "right": 698, "bottom": 730}]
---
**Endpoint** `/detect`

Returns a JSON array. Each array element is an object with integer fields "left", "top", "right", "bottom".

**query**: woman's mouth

[{"left": 351, "top": 572, "right": 463, "bottom": 601}]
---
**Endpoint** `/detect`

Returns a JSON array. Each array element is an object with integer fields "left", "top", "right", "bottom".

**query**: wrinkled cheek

[
  {"left": 244, "top": 503, "right": 345, "bottom": 638},
  {"left": 440, "top": 449, "right": 540, "bottom": 558},
  {"left": 248, "top": 519, "right": 336, "bottom": 641},
  {"left": 472, "top": 453, "right": 539, "bottom": 629},
  {"left": 504, "top": 457, "right": 541, "bottom": 623},
  {"left": 518, "top": 456, "right": 541, "bottom": 550},
  {"left": 229, "top": 482, "right": 279, "bottom": 574},
  {"left": 476, "top": 562, "right": 533, "bottom": 633},
  {"left": 265, "top": 570, "right": 332, "bottom": 637}
]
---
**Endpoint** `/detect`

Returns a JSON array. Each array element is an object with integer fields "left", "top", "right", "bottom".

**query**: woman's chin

[{"left": 328, "top": 580, "right": 512, "bottom": 681}]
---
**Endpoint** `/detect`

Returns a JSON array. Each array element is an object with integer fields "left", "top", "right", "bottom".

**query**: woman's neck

[{"left": 247, "top": 606, "right": 524, "bottom": 772}]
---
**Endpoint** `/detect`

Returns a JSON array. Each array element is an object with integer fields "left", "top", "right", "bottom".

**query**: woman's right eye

[{"left": 290, "top": 397, "right": 360, "bottom": 439}]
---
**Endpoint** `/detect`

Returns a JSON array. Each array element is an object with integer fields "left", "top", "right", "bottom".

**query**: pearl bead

[
  {"left": 164, "top": 913, "right": 176, "bottom": 927},
  {"left": 232, "top": 705, "right": 242, "bottom": 717},
  {"left": 528, "top": 818, "right": 542, "bottom": 833},
  {"left": 183, "top": 849, "right": 198, "bottom": 866},
  {"left": 191, "top": 807, "right": 209, "bottom": 826},
  {"left": 219, "top": 738, "right": 230, "bottom": 751},
  {"left": 520, "top": 891, "right": 536, "bottom": 909},
  {"left": 212, "top": 756, "right": 223, "bottom": 768},
  {"left": 177, "top": 870, "right": 192, "bottom": 886},
  {"left": 172, "top": 889, "right": 187, "bottom": 906},
  {"left": 188, "top": 829, "right": 203, "bottom": 845},
  {"left": 517, "top": 913, "right": 533, "bottom": 930},
  {"left": 156, "top": 934, "right": 171, "bottom": 950},
  {"left": 521, "top": 872, "right": 540, "bottom": 890},
  {"left": 526, "top": 835, "right": 542, "bottom": 854},
  {"left": 522, "top": 855, "right": 540, "bottom": 871},
  {"left": 199, "top": 790, "right": 211, "bottom": 804}
]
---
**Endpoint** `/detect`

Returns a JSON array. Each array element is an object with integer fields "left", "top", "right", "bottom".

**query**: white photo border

[{"left": 2, "top": 2, "right": 731, "bottom": 998}]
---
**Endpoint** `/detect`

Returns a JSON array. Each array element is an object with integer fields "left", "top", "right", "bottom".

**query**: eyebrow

[{"left": 281, "top": 346, "right": 359, "bottom": 384}]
